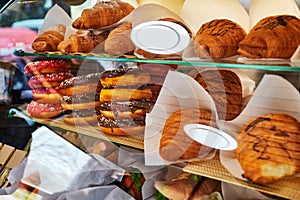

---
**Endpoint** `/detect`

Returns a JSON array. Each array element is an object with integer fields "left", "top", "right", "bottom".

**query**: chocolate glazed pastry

[
  {"left": 194, "top": 19, "right": 246, "bottom": 58},
  {"left": 238, "top": 15, "right": 300, "bottom": 59},
  {"left": 194, "top": 69, "right": 243, "bottom": 121},
  {"left": 235, "top": 113, "right": 300, "bottom": 184}
]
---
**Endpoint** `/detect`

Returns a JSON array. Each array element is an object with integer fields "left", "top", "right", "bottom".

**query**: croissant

[
  {"left": 104, "top": 22, "right": 135, "bottom": 55},
  {"left": 159, "top": 108, "right": 216, "bottom": 162},
  {"left": 72, "top": 0, "right": 134, "bottom": 29},
  {"left": 32, "top": 24, "right": 66, "bottom": 52},
  {"left": 58, "top": 30, "right": 109, "bottom": 53},
  {"left": 238, "top": 15, "right": 300, "bottom": 59},
  {"left": 235, "top": 113, "right": 300, "bottom": 184},
  {"left": 194, "top": 19, "right": 246, "bottom": 58}
]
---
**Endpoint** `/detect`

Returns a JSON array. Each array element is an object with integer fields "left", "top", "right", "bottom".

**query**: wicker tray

[{"left": 183, "top": 154, "right": 300, "bottom": 200}]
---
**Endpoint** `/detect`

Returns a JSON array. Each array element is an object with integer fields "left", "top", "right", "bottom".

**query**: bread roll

[
  {"left": 194, "top": 19, "right": 246, "bottom": 58},
  {"left": 238, "top": 15, "right": 300, "bottom": 59},
  {"left": 235, "top": 113, "right": 300, "bottom": 184}
]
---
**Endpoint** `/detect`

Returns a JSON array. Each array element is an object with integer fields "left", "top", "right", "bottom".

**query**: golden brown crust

[
  {"left": 63, "top": 115, "right": 98, "bottom": 126},
  {"left": 59, "top": 82, "right": 100, "bottom": 96},
  {"left": 194, "top": 19, "right": 246, "bottom": 58},
  {"left": 99, "top": 125, "right": 145, "bottom": 136},
  {"left": 194, "top": 69, "right": 243, "bottom": 120},
  {"left": 72, "top": 1, "right": 134, "bottom": 29},
  {"left": 100, "top": 88, "right": 153, "bottom": 102},
  {"left": 235, "top": 113, "right": 300, "bottom": 184},
  {"left": 238, "top": 15, "right": 300, "bottom": 59},
  {"left": 100, "top": 68, "right": 151, "bottom": 88},
  {"left": 159, "top": 108, "right": 216, "bottom": 162},
  {"left": 58, "top": 30, "right": 109, "bottom": 53},
  {"left": 32, "top": 88, "right": 63, "bottom": 104},
  {"left": 61, "top": 101, "right": 100, "bottom": 111},
  {"left": 32, "top": 24, "right": 66, "bottom": 52},
  {"left": 104, "top": 22, "right": 135, "bottom": 55}
]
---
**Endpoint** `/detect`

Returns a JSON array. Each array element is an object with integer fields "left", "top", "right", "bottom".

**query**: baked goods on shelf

[
  {"left": 27, "top": 100, "right": 63, "bottom": 119},
  {"left": 24, "top": 60, "right": 71, "bottom": 76},
  {"left": 193, "top": 19, "right": 246, "bottom": 58},
  {"left": 72, "top": 0, "right": 134, "bottom": 29},
  {"left": 58, "top": 30, "right": 109, "bottom": 53},
  {"left": 28, "top": 72, "right": 74, "bottom": 88},
  {"left": 194, "top": 69, "right": 243, "bottom": 121},
  {"left": 31, "top": 87, "right": 63, "bottom": 104},
  {"left": 32, "top": 24, "right": 66, "bottom": 52},
  {"left": 238, "top": 15, "right": 300, "bottom": 59},
  {"left": 59, "top": 72, "right": 102, "bottom": 96},
  {"left": 98, "top": 67, "right": 161, "bottom": 136},
  {"left": 235, "top": 113, "right": 300, "bottom": 184},
  {"left": 159, "top": 108, "right": 217, "bottom": 162},
  {"left": 59, "top": 73, "right": 102, "bottom": 125},
  {"left": 155, "top": 172, "right": 221, "bottom": 200},
  {"left": 104, "top": 22, "right": 135, "bottom": 55},
  {"left": 100, "top": 67, "right": 151, "bottom": 88}
]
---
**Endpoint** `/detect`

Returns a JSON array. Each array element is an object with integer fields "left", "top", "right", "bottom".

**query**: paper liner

[
  {"left": 180, "top": 0, "right": 250, "bottom": 33},
  {"left": 38, "top": 4, "right": 72, "bottom": 34},
  {"left": 249, "top": 0, "right": 300, "bottom": 28},
  {"left": 145, "top": 71, "right": 221, "bottom": 166},
  {"left": 138, "top": 0, "right": 185, "bottom": 15},
  {"left": 220, "top": 74, "right": 300, "bottom": 182}
]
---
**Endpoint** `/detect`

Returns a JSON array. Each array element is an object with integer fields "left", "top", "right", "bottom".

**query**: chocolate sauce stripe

[
  {"left": 240, "top": 125, "right": 300, "bottom": 136},
  {"left": 238, "top": 139, "right": 300, "bottom": 151}
]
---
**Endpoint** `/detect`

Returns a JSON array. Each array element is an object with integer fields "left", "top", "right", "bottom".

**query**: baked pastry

[
  {"left": 28, "top": 72, "right": 73, "bottom": 88},
  {"left": 58, "top": 30, "right": 109, "bottom": 53},
  {"left": 27, "top": 100, "right": 63, "bottom": 119},
  {"left": 32, "top": 24, "right": 66, "bottom": 52},
  {"left": 100, "top": 67, "right": 151, "bottom": 88},
  {"left": 97, "top": 113, "right": 146, "bottom": 136},
  {"left": 235, "top": 113, "right": 300, "bottom": 184},
  {"left": 100, "top": 86, "right": 153, "bottom": 102},
  {"left": 72, "top": 0, "right": 134, "bottom": 29},
  {"left": 104, "top": 22, "right": 135, "bottom": 55},
  {"left": 24, "top": 60, "right": 71, "bottom": 76},
  {"left": 59, "top": 73, "right": 102, "bottom": 96},
  {"left": 155, "top": 172, "right": 202, "bottom": 200},
  {"left": 98, "top": 67, "right": 162, "bottom": 136},
  {"left": 60, "top": 73, "right": 102, "bottom": 126},
  {"left": 194, "top": 19, "right": 246, "bottom": 58},
  {"left": 238, "top": 15, "right": 300, "bottom": 59},
  {"left": 159, "top": 108, "right": 217, "bottom": 162},
  {"left": 194, "top": 69, "right": 243, "bottom": 120},
  {"left": 99, "top": 100, "right": 154, "bottom": 119},
  {"left": 31, "top": 87, "right": 63, "bottom": 104}
]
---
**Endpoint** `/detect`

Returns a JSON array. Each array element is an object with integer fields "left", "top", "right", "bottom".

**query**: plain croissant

[
  {"left": 32, "top": 24, "right": 66, "bottom": 52},
  {"left": 104, "top": 22, "right": 135, "bottom": 55},
  {"left": 58, "top": 30, "right": 109, "bottom": 53},
  {"left": 72, "top": 0, "right": 134, "bottom": 29}
]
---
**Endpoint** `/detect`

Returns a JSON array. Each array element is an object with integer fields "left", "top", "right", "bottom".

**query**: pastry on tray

[{"left": 235, "top": 113, "right": 300, "bottom": 184}]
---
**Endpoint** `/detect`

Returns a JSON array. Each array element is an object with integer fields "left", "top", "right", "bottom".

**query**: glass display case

[{"left": 1, "top": 0, "right": 300, "bottom": 199}]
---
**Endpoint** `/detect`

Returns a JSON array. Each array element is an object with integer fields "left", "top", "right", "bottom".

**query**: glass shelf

[{"left": 14, "top": 50, "right": 300, "bottom": 72}]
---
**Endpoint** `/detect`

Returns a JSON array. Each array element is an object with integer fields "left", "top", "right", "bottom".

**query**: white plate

[
  {"left": 131, "top": 20, "right": 191, "bottom": 55},
  {"left": 184, "top": 124, "right": 238, "bottom": 151}
]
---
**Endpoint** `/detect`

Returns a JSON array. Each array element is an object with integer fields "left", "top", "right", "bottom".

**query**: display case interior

[{"left": 1, "top": 0, "right": 300, "bottom": 199}]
